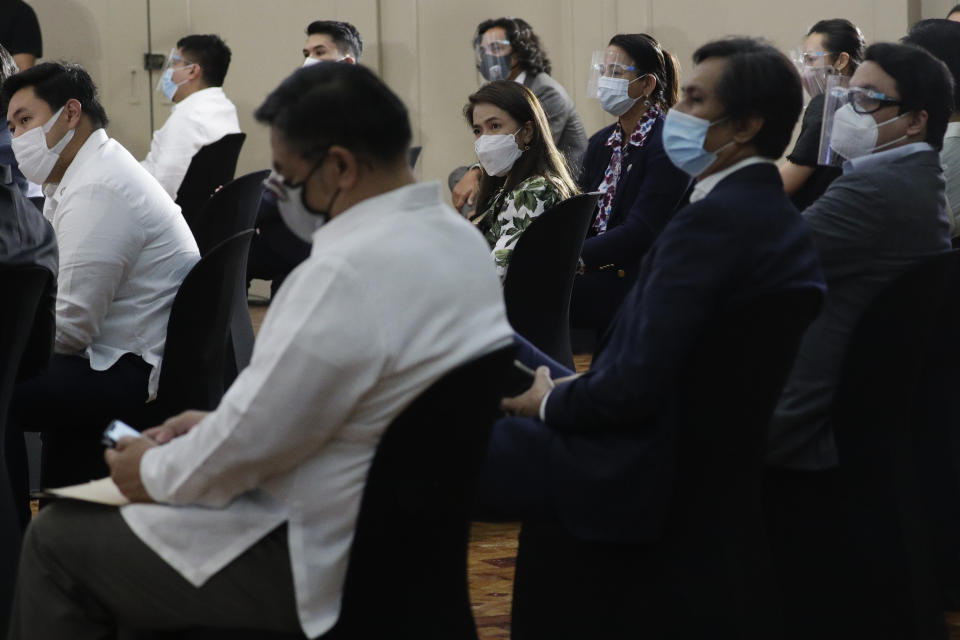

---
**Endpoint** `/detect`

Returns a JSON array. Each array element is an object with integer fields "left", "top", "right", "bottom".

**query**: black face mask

[{"left": 480, "top": 53, "right": 512, "bottom": 81}]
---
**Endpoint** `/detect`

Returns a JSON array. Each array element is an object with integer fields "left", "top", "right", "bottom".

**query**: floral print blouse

[{"left": 474, "top": 175, "right": 563, "bottom": 281}]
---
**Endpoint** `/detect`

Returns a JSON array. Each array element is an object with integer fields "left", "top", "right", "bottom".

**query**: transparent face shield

[
  {"left": 587, "top": 49, "right": 640, "bottom": 98},
  {"left": 475, "top": 33, "right": 513, "bottom": 82},
  {"left": 790, "top": 48, "right": 839, "bottom": 99},
  {"left": 154, "top": 47, "right": 197, "bottom": 92},
  {"left": 816, "top": 75, "right": 909, "bottom": 166}
]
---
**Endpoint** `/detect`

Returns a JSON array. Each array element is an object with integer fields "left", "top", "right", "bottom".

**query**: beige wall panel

[
  {"left": 408, "top": 0, "right": 569, "bottom": 190},
  {"left": 31, "top": 0, "right": 152, "bottom": 158},
  {"left": 921, "top": 0, "right": 956, "bottom": 17},
  {"left": 159, "top": 0, "right": 379, "bottom": 176},
  {"left": 30, "top": 0, "right": 919, "bottom": 196}
]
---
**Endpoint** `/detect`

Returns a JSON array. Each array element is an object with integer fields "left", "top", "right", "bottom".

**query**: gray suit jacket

[
  {"left": 766, "top": 146, "right": 952, "bottom": 470},
  {"left": 524, "top": 72, "right": 588, "bottom": 172}
]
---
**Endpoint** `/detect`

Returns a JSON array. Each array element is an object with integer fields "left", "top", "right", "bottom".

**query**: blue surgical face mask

[
  {"left": 160, "top": 66, "right": 191, "bottom": 101},
  {"left": 661, "top": 109, "right": 730, "bottom": 177}
]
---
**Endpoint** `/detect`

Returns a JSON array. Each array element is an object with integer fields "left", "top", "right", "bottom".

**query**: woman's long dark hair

[
  {"left": 465, "top": 80, "right": 579, "bottom": 213},
  {"left": 608, "top": 33, "right": 680, "bottom": 110}
]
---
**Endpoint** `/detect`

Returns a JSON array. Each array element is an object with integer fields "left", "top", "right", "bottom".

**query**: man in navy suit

[{"left": 479, "top": 38, "right": 825, "bottom": 639}]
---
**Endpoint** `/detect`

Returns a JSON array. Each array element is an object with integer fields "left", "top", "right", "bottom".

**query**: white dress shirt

[
  {"left": 43, "top": 128, "right": 200, "bottom": 397},
  {"left": 121, "top": 181, "right": 514, "bottom": 638},
  {"left": 141, "top": 86, "right": 241, "bottom": 198}
]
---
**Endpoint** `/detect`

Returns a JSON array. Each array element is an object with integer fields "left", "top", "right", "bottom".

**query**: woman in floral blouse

[{"left": 464, "top": 80, "right": 579, "bottom": 280}]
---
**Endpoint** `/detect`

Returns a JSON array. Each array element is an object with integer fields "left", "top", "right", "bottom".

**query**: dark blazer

[
  {"left": 766, "top": 146, "right": 952, "bottom": 470},
  {"left": 570, "top": 118, "right": 692, "bottom": 332},
  {"left": 544, "top": 162, "right": 825, "bottom": 543}
]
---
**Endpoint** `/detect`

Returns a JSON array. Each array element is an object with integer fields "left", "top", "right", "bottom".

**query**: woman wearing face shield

[
  {"left": 570, "top": 34, "right": 692, "bottom": 340},
  {"left": 781, "top": 19, "right": 865, "bottom": 209},
  {"left": 464, "top": 80, "right": 579, "bottom": 281}
]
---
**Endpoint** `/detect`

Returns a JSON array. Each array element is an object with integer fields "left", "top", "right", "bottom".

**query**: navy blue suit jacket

[
  {"left": 577, "top": 118, "right": 692, "bottom": 271},
  {"left": 545, "top": 162, "right": 825, "bottom": 543},
  {"left": 571, "top": 118, "right": 692, "bottom": 332}
]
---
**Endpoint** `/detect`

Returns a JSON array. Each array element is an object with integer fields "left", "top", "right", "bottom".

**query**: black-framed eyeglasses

[{"left": 835, "top": 86, "right": 902, "bottom": 115}]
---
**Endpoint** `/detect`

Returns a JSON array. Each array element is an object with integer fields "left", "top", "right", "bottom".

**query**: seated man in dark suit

[
  {"left": 761, "top": 42, "right": 953, "bottom": 640},
  {"left": 478, "top": 37, "right": 825, "bottom": 638},
  {"left": 766, "top": 42, "right": 953, "bottom": 469}
]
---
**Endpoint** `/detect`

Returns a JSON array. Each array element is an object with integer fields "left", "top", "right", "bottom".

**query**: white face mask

[
  {"left": 596, "top": 75, "right": 644, "bottom": 116},
  {"left": 264, "top": 169, "right": 333, "bottom": 243},
  {"left": 829, "top": 103, "right": 907, "bottom": 160},
  {"left": 474, "top": 128, "right": 523, "bottom": 177},
  {"left": 11, "top": 105, "right": 75, "bottom": 185}
]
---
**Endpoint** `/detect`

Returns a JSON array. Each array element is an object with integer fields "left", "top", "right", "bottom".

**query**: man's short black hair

[
  {"left": 947, "top": 4, "right": 960, "bottom": 18},
  {"left": 254, "top": 63, "right": 409, "bottom": 166},
  {"left": 474, "top": 17, "right": 551, "bottom": 75},
  {"left": 1, "top": 61, "right": 108, "bottom": 128},
  {"left": 177, "top": 34, "right": 231, "bottom": 87},
  {"left": 865, "top": 42, "right": 954, "bottom": 151},
  {"left": 305, "top": 20, "right": 363, "bottom": 60},
  {"left": 903, "top": 19, "right": 960, "bottom": 112},
  {"left": 692, "top": 37, "right": 802, "bottom": 159}
]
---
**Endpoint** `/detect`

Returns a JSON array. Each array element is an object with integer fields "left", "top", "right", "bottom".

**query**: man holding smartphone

[{"left": 6, "top": 62, "right": 512, "bottom": 640}]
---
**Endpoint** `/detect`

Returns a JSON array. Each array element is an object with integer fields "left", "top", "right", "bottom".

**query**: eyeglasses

[
  {"left": 800, "top": 50, "right": 831, "bottom": 67},
  {"left": 832, "top": 86, "right": 902, "bottom": 115},
  {"left": 592, "top": 62, "right": 637, "bottom": 78}
]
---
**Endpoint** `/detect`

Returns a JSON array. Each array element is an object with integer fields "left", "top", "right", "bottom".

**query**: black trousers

[
  {"left": 7, "top": 500, "right": 301, "bottom": 640},
  {"left": 5, "top": 353, "right": 151, "bottom": 531}
]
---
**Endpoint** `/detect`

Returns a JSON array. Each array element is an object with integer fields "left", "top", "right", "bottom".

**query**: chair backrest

[
  {"left": 659, "top": 287, "right": 824, "bottom": 638},
  {"left": 910, "top": 252, "right": 960, "bottom": 595},
  {"left": 0, "top": 265, "right": 51, "bottom": 631},
  {"left": 502, "top": 192, "right": 599, "bottom": 369},
  {"left": 192, "top": 169, "right": 270, "bottom": 256},
  {"left": 408, "top": 146, "right": 422, "bottom": 169},
  {"left": 155, "top": 230, "right": 255, "bottom": 414},
  {"left": 831, "top": 251, "right": 956, "bottom": 640},
  {"left": 326, "top": 345, "right": 516, "bottom": 639},
  {"left": 175, "top": 132, "right": 246, "bottom": 231}
]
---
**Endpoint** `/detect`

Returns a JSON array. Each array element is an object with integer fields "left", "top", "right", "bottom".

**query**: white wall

[{"left": 29, "top": 0, "right": 915, "bottom": 200}]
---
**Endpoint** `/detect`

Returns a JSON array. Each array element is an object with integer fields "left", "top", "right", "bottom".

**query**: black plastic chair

[
  {"left": 192, "top": 169, "right": 270, "bottom": 256},
  {"left": 127, "top": 230, "right": 255, "bottom": 428},
  {"left": 190, "top": 170, "right": 271, "bottom": 379},
  {"left": 175, "top": 132, "right": 246, "bottom": 232},
  {"left": 503, "top": 192, "right": 599, "bottom": 370},
  {"left": 655, "top": 288, "right": 823, "bottom": 639},
  {"left": 911, "top": 252, "right": 960, "bottom": 605},
  {"left": 830, "top": 252, "right": 955, "bottom": 640},
  {"left": 0, "top": 266, "right": 52, "bottom": 632},
  {"left": 510, "top": 288, "right": 823, "bottom": 640},
  {"left": 138, "top": 344, "right": 516, "bottom": 640},
  {"left": 408, "top": 146, "right": 422, "bottom": 169}
]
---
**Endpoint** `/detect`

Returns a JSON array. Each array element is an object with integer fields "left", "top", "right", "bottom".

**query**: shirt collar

[
  {"left": 843, "top": 141, "right": 935, "bottom": 174},
  {"left": 173, "top": 86, "right": 225, "bottom": 111},
  {"left": 689, "top": 156, "right": 774, "bottom": 203},
  {"left": 514, "top": 71, "right": 527, "bottom": 85},
  {"left": 946, "top": 121, "right": 960, "bottom": 139},
  {"left": 43, "top": 128, "right": 109, "bottom": 206}
]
